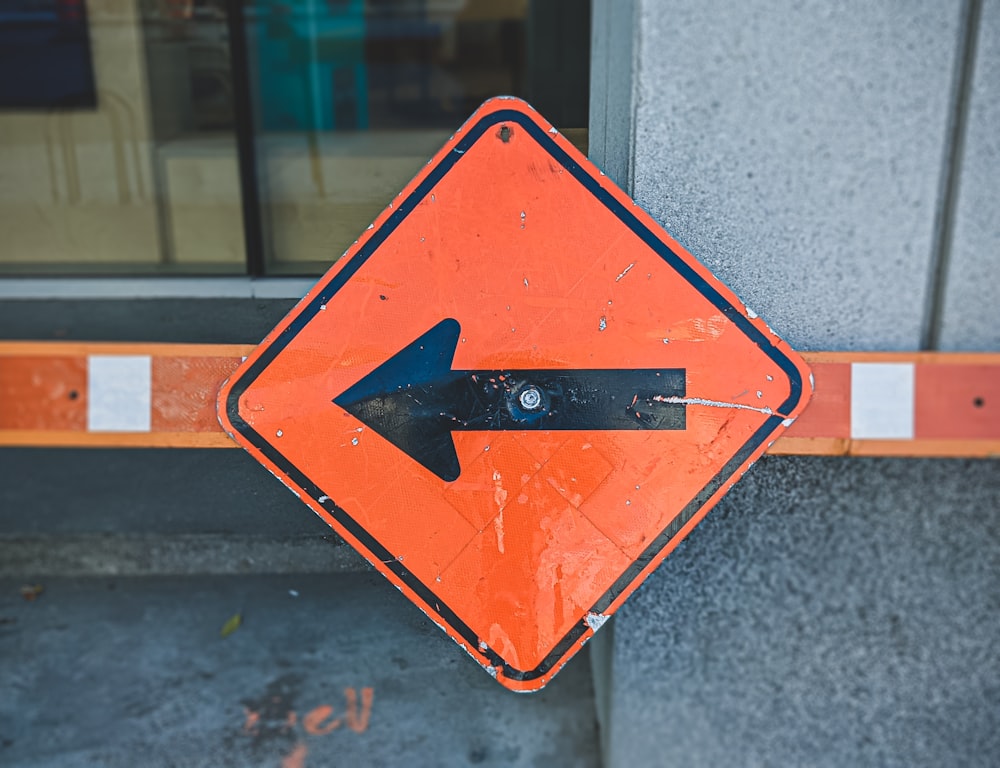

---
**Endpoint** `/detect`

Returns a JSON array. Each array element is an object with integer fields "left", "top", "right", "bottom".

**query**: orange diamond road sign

[{"left": 218, "top": 98, "right": 812, "bottom": 691}]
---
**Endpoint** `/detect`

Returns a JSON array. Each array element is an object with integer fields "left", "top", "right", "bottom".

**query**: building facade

[{"left": 1, "top": 1, "right": 998, "bottom": 765}]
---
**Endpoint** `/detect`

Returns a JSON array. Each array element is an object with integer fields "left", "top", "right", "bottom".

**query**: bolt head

[{"left": 518, "top": 386, "right": 543, "bottom": 410}]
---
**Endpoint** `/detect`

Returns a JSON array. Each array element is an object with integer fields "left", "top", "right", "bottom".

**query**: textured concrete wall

[
  {"left": 629, "top": 1, "right": 959, "bottom": 352},
  {"left": 605, "top": 458, "right": 1000, "bottom": 767},
  {"left": 598, "top": 1, "right": 1000, "bottom": 766},
  {"left": 940, "top": 0, "right": 1000, "bottom": 351}
]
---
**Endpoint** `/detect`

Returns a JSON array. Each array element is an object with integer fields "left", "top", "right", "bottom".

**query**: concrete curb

[{"left": 0, "top": 533, "right": 371, "bottom": 577}]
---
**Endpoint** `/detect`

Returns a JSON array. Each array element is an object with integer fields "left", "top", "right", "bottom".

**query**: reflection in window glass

[
  {"left": 0, "top": 0, "right": 245, "bottom": 274},
  {"left": 0, "top": 0, "right": 590, "bottom": 276},
  {"left": 248, "top": 0, "right": 590, "bottom": 274}
]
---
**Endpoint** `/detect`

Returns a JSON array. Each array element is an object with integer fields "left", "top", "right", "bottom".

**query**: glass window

[
  {"left": 0, "top": 0, "right": 245, "bottom": 274},
  {"left": 0, "top": 0, "right": 590, "bottom": 276},
  {"left": 246, "top": 0, "right": 590, "bottom": 274}
]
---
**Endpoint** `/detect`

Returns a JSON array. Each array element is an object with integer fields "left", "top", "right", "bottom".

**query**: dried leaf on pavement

[{"left": 220, "top": 612, "right": 242, "bottom": 638}]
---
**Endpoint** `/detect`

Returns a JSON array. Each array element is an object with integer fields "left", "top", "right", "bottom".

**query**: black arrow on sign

[{"left": 333, "top": 318, "right": 686, "bottom": 482}]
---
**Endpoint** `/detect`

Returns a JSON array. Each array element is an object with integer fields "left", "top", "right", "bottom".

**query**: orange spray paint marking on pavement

[
  {"left": 281, "top": 743, "right": 308, "bottom": 768},
  {"left": 344, "top": 687, "right": 374, "bottom": 734},
  {"left": 242, "top": 707, "right": 260, "bottom": 734},
  {"left": 303, "top": 705, "right": 340, "bottom": 735},
  {"left": 241, "top": 687, "right": 373, "bottom": 750}
]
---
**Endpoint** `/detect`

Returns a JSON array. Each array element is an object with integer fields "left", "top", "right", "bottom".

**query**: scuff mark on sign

[
  {"left": 273, "top": 474, "right": 301, "bottom": 498},
  {"left": 663, "top": 314, "right": 728, "bottom": 342},
  {"left": 615, "top": 263, "right": 635, "bottom": 282},
  {"left": 493, "top": 470, "right": 507, "bottom": 553},
  {"left": 586, "top": 612, "right": 610, "bottom": 632},
  {"left": 653, "top": 394, "right": 774, "bottom": 416},
  {"left": 494, "top": 509, "right": 505, "bottom": 554}
]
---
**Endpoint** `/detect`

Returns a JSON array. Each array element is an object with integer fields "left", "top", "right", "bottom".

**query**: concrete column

[
  {"left": 592, "top": 1, "right": 1000, "bottom": 765},
  {"left": 939, "top": 0, "right": 1000, "bottom": 351}
]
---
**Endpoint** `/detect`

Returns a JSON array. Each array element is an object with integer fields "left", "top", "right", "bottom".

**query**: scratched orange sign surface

[{"left": 218, "top": 98, "right": 812, "bottom": 691}]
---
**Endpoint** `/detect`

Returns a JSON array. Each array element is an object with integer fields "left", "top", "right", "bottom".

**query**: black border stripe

[{"left": 226, "top": 107, "right": 805, "bottom": 682}]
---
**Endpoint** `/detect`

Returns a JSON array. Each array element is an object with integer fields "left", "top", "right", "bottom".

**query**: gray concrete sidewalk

[{"left": 0, "top": 573, "right": 601, "bottom": 768}]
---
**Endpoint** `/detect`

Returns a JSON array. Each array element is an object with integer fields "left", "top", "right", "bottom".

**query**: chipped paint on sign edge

[{"left": 586, "top": 612, "right": 610, "bottom": 632}]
